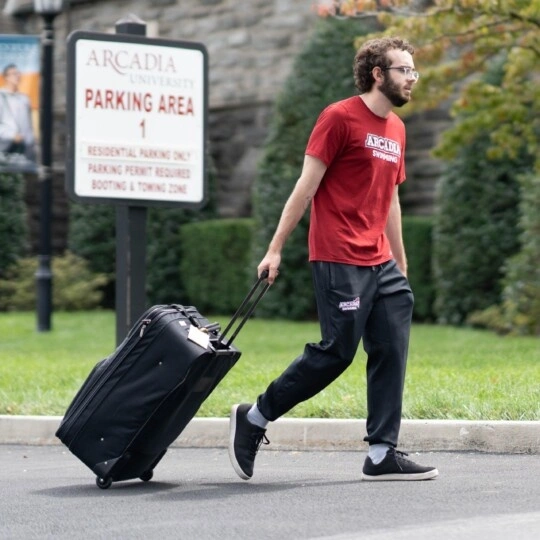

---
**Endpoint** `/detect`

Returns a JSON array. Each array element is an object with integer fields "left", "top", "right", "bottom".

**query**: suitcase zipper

[{"left": 139, "top": 319, "right": 152, "bottom": 337}]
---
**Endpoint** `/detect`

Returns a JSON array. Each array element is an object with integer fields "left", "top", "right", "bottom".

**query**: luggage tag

[{"left": 187, "top": 324, "right": 210, "bottom": 350}]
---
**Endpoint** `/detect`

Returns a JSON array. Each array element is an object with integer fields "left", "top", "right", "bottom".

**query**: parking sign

[{"left": 66, "top": 31, "right": 208, "bottom": 207}]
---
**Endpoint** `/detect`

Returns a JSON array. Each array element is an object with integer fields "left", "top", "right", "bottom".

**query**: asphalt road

[{"left": 1, "top": 445, "right": 539, "bottom": 539}]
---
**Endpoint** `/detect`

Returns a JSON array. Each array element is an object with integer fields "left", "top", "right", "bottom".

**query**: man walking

[{"left": 229, "top": 37, "right": 438, "bottom": 482}]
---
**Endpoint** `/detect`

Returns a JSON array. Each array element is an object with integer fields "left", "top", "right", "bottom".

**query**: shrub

[
  {"left": 68, "top": 203, "right": 116, "bottom": 277},
  {"left": 67, "top": 204, "right": 206, "bottom": 307},
  {"left": 179, "top": 218, "right": 255, "bottom": 313},
  {"left": 432, "top": 135, "right": 533, "bottom": 325},
  {"left": 68, "top": 203, "right": 116, "bottom": 307},
  {"left": 0, "top": 172, "right": 28, "bottom": 276},
  {"left": 145, "top": 206, "right": 213, "bottom": 305},
  {"left": 468, "top": 173, "right": 540, "bottom": 335},
  {"left": 431, "top": 52, "right": 536, "bottom": 325},
  {"left": 500, "top": 173, "right": 540, "bottom": 335},
  {"left": 0, "top": 251, "right": 107, "bottom": 311},
  {"left": 251, "top": 17, "right": 377, "bottom": 319},
  {"left": 403, "top": 216, "right": 434, "bottom": 321}
]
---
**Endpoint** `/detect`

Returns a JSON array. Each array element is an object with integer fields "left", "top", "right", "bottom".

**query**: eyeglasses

[{"left": 381, "top": 66, "right": 420, "bottom": 81}]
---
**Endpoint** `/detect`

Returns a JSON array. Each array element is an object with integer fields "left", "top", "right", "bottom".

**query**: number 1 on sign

[{"left": 139, "top": 119, "right": 146, "bottom": 138}]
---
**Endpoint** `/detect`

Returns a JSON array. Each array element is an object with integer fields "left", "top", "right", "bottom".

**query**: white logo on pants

[{"left": 338, "top": 297, "right": 360, "bottom": 311}]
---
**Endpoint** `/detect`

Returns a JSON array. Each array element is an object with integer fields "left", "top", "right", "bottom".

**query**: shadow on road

[{"left": 32, "top": 477, "right": 362, "bottom": 499}]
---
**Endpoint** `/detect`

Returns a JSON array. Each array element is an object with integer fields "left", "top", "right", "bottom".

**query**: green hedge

[
  {"left": 68, "top": 203, "right": 116, "bottom": 306},
  {"left": 433, "top": 134, "right": 532, "bottom": 325},
  {"left": 468, "top": 173, "right": 540, "bottom": 335},
  {"left": 403, "top": 216, "right": 434, "bottom": 321},
  {"left": 179, "top": 219, "right": 255, "bottom": 313},
  {"left": 0, "top": 172, "right": 28, "bottom": 276},
  {"left": 499, "top": 173, "right": 540, "bottom": 335},
  {"left": 68, "top": 204, "right": 215, "bottom": 307},
  {"left": 177, "top": 217, "right": 435, "bottom": 321}
]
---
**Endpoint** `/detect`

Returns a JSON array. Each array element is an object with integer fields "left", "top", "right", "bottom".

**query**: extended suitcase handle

[{"left": 218, "top": 270, "right": 271, "bottom": 348}]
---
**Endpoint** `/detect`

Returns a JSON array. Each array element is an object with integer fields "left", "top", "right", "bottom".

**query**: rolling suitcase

[{"left": 56, "top": 272, "right": 270, "bottom": 489}]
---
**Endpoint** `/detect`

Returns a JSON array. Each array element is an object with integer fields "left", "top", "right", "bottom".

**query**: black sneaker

[
  {"left": 362, "top": 448, "right": 439, "bottom": 481},
  {"left": 228, "top": 403, "right": 269, "bottom": 480}
]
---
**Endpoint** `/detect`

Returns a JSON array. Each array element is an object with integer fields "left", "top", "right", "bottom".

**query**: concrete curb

[{"left": 1, "top": 415, "right": 539, "bottom": 454}]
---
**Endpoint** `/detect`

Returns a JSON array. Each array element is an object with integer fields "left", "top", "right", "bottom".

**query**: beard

[{"left": 379, "top": 74, "right": 410, "bottom": 107}]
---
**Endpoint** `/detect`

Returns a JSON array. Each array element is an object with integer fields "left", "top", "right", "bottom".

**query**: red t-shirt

[{"left": 305, "top": 96, "right": 406, "bottom": 266}]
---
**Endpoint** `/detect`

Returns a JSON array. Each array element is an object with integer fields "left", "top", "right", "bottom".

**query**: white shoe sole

[
  {"left": 228, "top": 404, "right": 251, "bottom": 481},
  {"left": 362, "top": 468, "right": 439, "bottom": 481}
]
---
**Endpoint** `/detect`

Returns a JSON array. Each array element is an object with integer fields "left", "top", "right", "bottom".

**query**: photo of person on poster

[{"left": 0, "top": 62, "right": 37, "bottom": 168}]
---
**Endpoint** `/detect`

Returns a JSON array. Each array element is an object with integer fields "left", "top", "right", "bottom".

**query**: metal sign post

[{"left": 113, "top": 18, "right": 147, "bottom": 346}]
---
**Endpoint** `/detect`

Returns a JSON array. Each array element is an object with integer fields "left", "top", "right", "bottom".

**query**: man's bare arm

[
  {"left": 385, "top": 186, "right": 408, "bottom": 276},
  {"left": 258, "top": 155, "right": 327, "bottom": 283}
]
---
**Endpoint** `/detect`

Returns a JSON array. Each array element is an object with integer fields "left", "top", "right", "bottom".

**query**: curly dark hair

[{"left": 353, "top": 37, "right": 415, "bottom": 93}]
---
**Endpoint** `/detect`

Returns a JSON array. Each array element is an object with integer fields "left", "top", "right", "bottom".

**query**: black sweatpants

[{"left": 257, "top": 260, "right": 413, "bottom": 447}]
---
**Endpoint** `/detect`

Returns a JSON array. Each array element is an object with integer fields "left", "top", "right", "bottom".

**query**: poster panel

[{"left": 0, "top": 35, "right": 40, "bottom": 174}]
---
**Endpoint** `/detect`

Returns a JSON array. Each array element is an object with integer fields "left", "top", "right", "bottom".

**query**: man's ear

[{"left": 371, "top": 66, "right": 384, "bottom": 85}]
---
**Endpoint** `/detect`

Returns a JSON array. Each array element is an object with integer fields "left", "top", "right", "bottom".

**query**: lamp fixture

[{"left": 33, "top": 0, "right": 64, "bottom": 15}]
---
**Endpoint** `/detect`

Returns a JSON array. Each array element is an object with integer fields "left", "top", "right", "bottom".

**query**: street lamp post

[{"left": 34, "top": 0, "right": 64, "bottom": 332}]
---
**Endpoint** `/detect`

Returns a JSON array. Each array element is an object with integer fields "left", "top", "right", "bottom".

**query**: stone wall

[
  {"left": 2, "top": 0, "right": 449, "bottom": 254},
  {"left": 59, "top": 0, "right": 317, "bottom": 109}
]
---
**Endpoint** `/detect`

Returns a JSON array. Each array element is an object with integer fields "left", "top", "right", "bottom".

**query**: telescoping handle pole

[{"left": 218, "top": 270, "right": 271, "bottom": 348}]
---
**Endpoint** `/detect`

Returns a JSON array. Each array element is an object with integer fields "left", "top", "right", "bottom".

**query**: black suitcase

[{"left": 56, "top": 273, "right": 270, "bottom": 489}]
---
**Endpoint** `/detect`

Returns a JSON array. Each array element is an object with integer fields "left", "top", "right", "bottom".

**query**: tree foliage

[
  {"left": 318, "top": 0, "right": 540, "bottom": 170},
  {"left": 433, "top": 134, "right": 530, "bottom": 324}
]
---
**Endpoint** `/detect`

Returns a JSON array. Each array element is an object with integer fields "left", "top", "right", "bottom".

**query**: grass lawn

[{"left": 0, "top": 310, "right": 538, "bottom": 420}]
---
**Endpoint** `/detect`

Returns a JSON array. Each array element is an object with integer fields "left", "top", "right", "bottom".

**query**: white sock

[
  {"left": 247, "top": 404, "right": 269, "bottom": 429},
  {"left": 368, "top": 443, "right": 390, "bottom": 465}
]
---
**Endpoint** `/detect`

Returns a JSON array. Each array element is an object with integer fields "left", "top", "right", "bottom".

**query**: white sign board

[{"left": 66, "top": 31, "right": 208, "bottom": 207}]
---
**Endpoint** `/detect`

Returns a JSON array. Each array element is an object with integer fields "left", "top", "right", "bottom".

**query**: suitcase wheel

[
  {"left": 96, "top": 476, "right": 113, "bottom": 490},
  {"left": 140, "top": 470, "right": 153, "bottom": 482}
]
